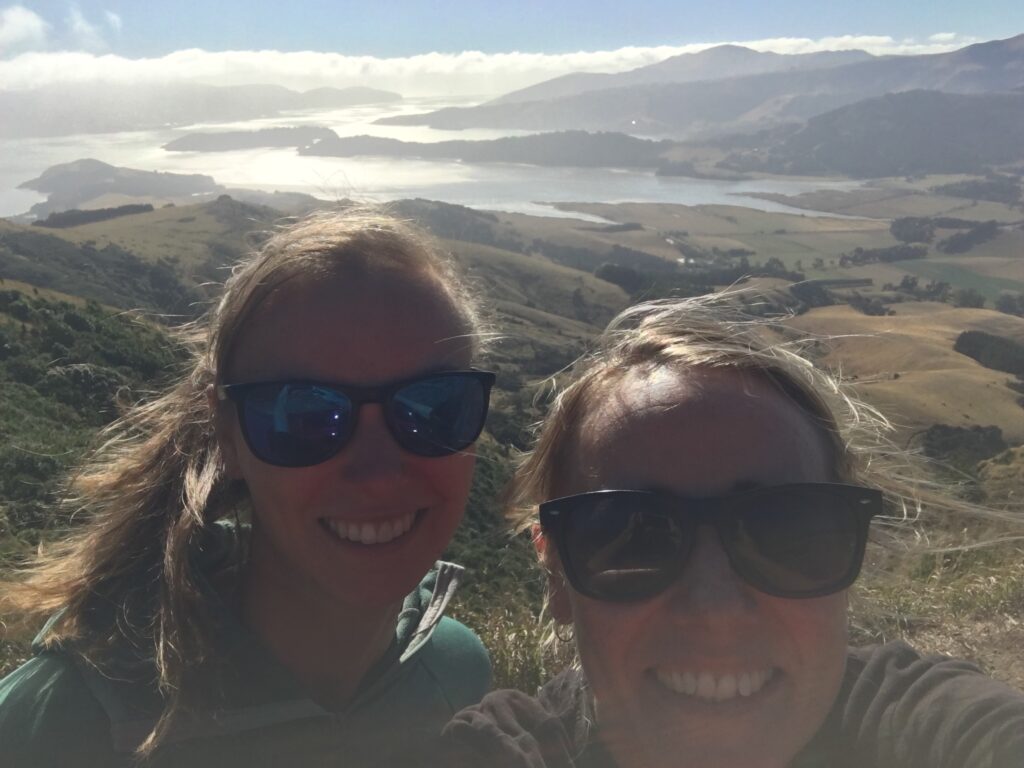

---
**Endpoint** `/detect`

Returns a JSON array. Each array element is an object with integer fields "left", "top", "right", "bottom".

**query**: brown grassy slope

[
  {"left": 747, "top": 184, "right": 1023, "bottom": 221},
  {"left": 542, "top": 201, "right": 896, "bottom": 268},
  {"left": 786, "top": 303, "right": 1024, "bottom": 444},
  {"left": 493, "top": 210, "right": 685, "bottom": 262},
  {"left": 442, "top": 238, "right": 629, "bottom": 374},
  {"left": 25, "top": 198, "right": 281, "bottom": 280}
]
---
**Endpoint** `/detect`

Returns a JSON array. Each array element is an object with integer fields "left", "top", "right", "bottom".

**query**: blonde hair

[
  {"left": 505, "top": 295, "right": 1019, "bottom": 625},
  {"left": 0, "top": 207, "right": 484, "bottom": 755}
]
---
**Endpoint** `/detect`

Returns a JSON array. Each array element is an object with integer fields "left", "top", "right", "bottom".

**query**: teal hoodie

[{"left": 0, "top": 561, "right": 490, "bottom": 767}]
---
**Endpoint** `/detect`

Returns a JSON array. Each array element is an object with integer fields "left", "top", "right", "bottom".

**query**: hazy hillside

[
  {"left": 492, "top": 45, "right": 873, "bottom": 104},
  {"left": 298, "top": 130, "right": 673, "bottom": 168},
  {"left": 379, "top": 35, "right": 1024, "bottom": 137},
  {"left": 719, "top": 90, "right": 1024, "bottom": 177},
  {"left": 0, "top": 83, "right": 402, "bottom": 139},
  {"left": 16, "top": 159, "right": 324, "bottom": 220},
  {"left": 19, "top": 159, "right": 224, "bottom": 219},
  {"left": 164, "top": 126, "right": 337, "bottom": 152}
]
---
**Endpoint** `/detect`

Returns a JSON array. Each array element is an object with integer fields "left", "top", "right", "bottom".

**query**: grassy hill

[
  {"left": 27, "top": 195, "right": 283, "bottom": 284},
  {"left": 786, "top": 303, "right": 1024, "bottom": 443},
  {"left": 2, "top": 195, "right": 1023, "bottom": 689}
]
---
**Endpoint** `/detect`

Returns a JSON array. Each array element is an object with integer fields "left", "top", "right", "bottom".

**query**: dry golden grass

[
  {"left": 0, "top": 279, "right": 93, "bottom": 307},
  {"left": 853, "top": 543, "right": 1024, "bottom": 689},
  {"left": 32, "top": 201, "right": 268, "bottom": 278},
  {"left": 786, "top": 303, "right": 1024, "bottom": 443},
  {"left": 750, "top": 184, "right": 1023, "bottom": 222}
]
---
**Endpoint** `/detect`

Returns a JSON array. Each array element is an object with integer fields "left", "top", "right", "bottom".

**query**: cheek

[
  {"left": 426, "top": 451, "right": 476, "bottom": 506},
  {"left": 242, "top": 463, "right": 325, "bottom": 519},
  {"left": 569, "top": 595, "right": 655, "bottom": 706},
  {"left": 773, "top": 591, "right": 848, "bottom": 707}
]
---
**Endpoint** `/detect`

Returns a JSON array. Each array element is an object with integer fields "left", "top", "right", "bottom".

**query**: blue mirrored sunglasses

[{"left": 218, "top": 370, "right": 495, "bottom": 467}]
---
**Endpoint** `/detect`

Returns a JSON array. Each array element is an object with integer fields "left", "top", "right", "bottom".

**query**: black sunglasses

[
  {"left": 218, "top": 370, "right": 495, "bottom": 467},
  {"left": 539, "top": 483, "right": 881, "bottom": 601}
]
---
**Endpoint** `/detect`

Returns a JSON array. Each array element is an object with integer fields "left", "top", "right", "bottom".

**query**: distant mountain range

[
  {"left": 719, "top": 90, "right": 1024, "bottom": 177},
  {"left": 0, "top": 85, "right": 401, "bottom": 139},
  {"left": 378, "top": 35, "right": 1024, "bottom": 138},
  {"left": 491, "top": 46, "right": 874, "bottom": 104}
]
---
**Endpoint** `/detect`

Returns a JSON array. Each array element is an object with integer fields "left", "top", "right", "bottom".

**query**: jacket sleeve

[
  {"left": 0, "top": 653, "right": 121, "bottom": 768},
  {"left": 832, "top": 642, "right": 1024, "bottom": 768},
  {"left": 441, "top": 689, "right": 581, "bottom": 768},
  {"left": 421, "top": 616, "right": 492, "bottom": 712}
]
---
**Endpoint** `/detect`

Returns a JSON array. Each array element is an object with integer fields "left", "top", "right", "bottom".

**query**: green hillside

[{"left": 2, "top": 194, "right": 1023, "bottom": 689}]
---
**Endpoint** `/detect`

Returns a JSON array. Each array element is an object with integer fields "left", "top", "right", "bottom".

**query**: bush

[
  {"left": 937, "top": 221, "right": 1000, "bottom": 254},
  {"left": 919, "top": 425, "right": 1007, "bottom": 475},
  {"left": 954, "top": 331, "right": 1024, "bottom": 376},
  {"left": 890, "top": 217, "right": 935, "bottom": 244},
  {"left": 994, "top": 293, "right": 1024, "bottom": 317},
  {"left": 952, "top": 288, "right": 986, "bottom": 309}
]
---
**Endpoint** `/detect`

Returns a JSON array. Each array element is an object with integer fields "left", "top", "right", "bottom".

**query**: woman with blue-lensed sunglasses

[
  {"left": 441, "top": 296, "right": 1024, "bottom": 768},
  {"left": 0, "top": 209, "right": 495, "bottom": 766}
]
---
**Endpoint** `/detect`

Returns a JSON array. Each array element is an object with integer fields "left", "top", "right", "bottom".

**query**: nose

[
  {"left": 667, "top": 527, "right": 758, "bottom": 618},
  {"left": 336, "top": 403, "right": 406, "bottom": 483}
]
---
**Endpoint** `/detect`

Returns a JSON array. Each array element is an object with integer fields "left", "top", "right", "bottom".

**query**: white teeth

[
  {"left": 322, "top": 512, "right": 417, "bottom": 545},
  {"left": 360, "top": 522, "right": 377, "bottom": 545},
  {"left": 715, "top": 674, "right": 737, "bottom": 701},
  {"left": 655, "top": 666, "right": 776, "bottom": 702},
  {"left": 697, "top": 672, "right": 716, "bottom": 699},
  {"left": 738, "top": 673, "right": 752, "bottom": 697},
  {"left": 683, "top": 672, "right": 696, "bottom": 695}
]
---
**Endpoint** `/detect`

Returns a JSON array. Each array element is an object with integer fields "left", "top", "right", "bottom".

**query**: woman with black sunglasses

[
  {"left": 441, "top": 296, "right": 1024, "bottom": 768},
  {"left": 0, "top": 209, "right": 495, "bottom": 766}
]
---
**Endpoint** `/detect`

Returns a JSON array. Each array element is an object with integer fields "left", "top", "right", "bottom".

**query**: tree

[
  {"left": 952, "top": 288, "right": 986, "bottom": 309},
  {"left": 898, "top": 275, "right": 919, "bottom": 293},
  {"left": 994, "top": 293, "right": 1024, "bottom": 317},
  {"left": 890, "top": 217, "right": 935, "bottom": 244}
]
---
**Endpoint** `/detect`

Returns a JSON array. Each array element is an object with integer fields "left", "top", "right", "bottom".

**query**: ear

[
  {"left": 207, "top": 385, "right": 242, "bottom": 480},
  {"left": 533, "top": 523, "right": 573, "bottom": 625}
]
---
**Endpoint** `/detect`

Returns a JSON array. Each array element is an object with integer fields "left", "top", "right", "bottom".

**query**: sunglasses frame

[
  {"left": 539, "top": 483, "right": 882, "bottom": 601},
  {"left": 217, "top": 369, "right": 496, "bottom": 467}
]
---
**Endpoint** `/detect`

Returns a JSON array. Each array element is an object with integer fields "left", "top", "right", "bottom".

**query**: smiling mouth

[
  {"left": 653, "top": 666, "right": 777, "bottom": 702},
  {"left": 319, "top": 510, "right": 421, "bottom": 545}
]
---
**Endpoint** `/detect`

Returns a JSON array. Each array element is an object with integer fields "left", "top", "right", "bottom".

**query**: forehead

[
  {"left": 227, "top": 270, "right": 472, "bottom": 383},
  {"left": 559, "top": 366, "right": 831, "bottom": 497}
]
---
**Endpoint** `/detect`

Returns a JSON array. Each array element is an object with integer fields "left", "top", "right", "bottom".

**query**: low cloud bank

[{"left": 0, "top": 23, "right": 980, "bottom": 97}]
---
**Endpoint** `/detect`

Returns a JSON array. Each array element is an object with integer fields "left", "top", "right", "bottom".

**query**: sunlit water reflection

[{"left": 0, "top": 98, "right": 863, "bottom": 220}]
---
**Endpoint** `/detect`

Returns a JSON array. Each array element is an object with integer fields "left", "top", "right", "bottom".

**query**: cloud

[
  {"left": 104, "top": 10, "right": 122, "bottom": 33},
  {"left": 66, "top": 5, "right": 107, "bottom": 51},
  {"left": 738, "top": 34, "right": 978, "bottom": 56},
  {"left": 0, "top": 5, "right": 48, "bottom": 54},
  {"left": 929, "top": 32, "right": 958, "bottom": 43},
  {"left": 0, "top": 32, "right": 979, "bottom": 96}
]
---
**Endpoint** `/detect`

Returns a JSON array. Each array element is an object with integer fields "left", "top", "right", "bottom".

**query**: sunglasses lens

[
  {"left": 239, "top": 383, "right": 353, "bottom": 467},
  {"left": 727, "top": 486, "right": 866, "bottom": 597},
  {"left": 562, "top": 495, "right": 687, "bottom": 601},
  {"left": 388, "top": 374, "right": 489, "bottom": 457}
]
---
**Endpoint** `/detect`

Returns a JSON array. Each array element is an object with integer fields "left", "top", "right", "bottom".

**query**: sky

[{"left": 1, "top": 1, "right": 1022, "bottom": 96}]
